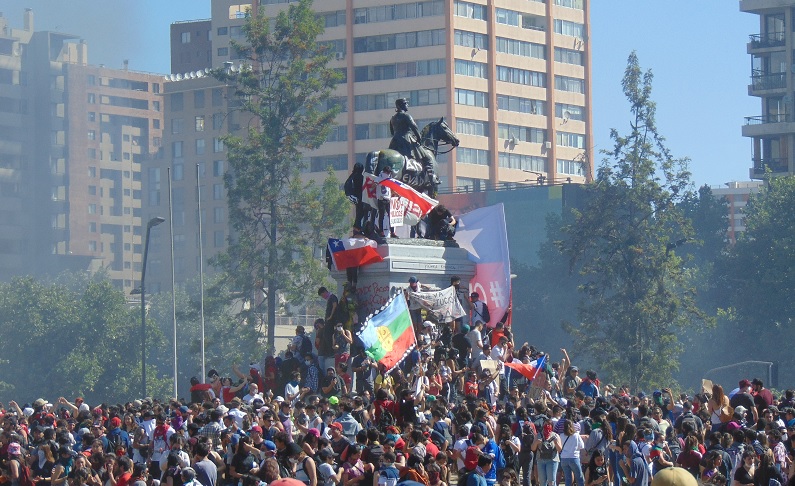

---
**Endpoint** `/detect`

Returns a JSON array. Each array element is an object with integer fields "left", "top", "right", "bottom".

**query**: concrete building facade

[
  {"left": 144, "top": 0, "right": 592, "bottom": 288},
  {"left": 741, "top": 0, "right": 795, "bottom": 178},
  {"left": 711, "top": 181, "right": 763, "bottom": 244},
  {"left": 0, "top": 11, "right": 164, "bottom": 290}
]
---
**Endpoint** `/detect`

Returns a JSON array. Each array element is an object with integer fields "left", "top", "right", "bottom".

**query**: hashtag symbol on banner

[{"left": 489, "top": 281, "right": 505, "bottom": 308}]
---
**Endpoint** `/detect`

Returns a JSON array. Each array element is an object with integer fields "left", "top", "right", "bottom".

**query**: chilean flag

[
  {"left": 379, "top": 178, "right": 438, "bottom": 216},
  {"left": 504, "top": 354, "right": 547, "bottom": 381},
  {"left": 328, "top": 237, "right": 383, "bottom": 271}
]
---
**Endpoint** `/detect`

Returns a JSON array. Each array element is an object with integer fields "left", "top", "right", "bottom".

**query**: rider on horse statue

[{"left": 389, "top": 98, "right": 431, "bottom": 164}]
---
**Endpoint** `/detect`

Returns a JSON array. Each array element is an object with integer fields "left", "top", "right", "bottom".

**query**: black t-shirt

[
  {"left": 730, "top": 393, "right": 756, "bottom": 422},
  {"left": 734, "top": 466, "right": 754, "bottom": 486},
  {"left": 231, "top": 452, "right": 257, "bottom": 476},
  {"left": 451, "top": 333, "right": 471, "bottom": 366},
  {"left": 325, "top": 294, "right": 339, "bottom": 322}
]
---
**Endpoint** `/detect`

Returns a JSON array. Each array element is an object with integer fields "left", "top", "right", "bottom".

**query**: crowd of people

[{"left": 2, "top": 282, "right": 795, "bottom": 486}]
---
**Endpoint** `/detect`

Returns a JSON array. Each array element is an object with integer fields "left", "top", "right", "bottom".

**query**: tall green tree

[
  {"left": 558, "top": 52, "right": 711, "bottom": 390},
  {"left": 213, "top": 0, "right": 350, "bottom": 348},
  {"left": 715, "top": 176, "right": 795, "bottom": 365}
]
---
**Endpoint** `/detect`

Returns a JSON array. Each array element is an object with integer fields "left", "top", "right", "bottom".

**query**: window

[
  {"left": 212, "top": 88, "right": 223, "bottom": 107},
  {"left": 496, "top": 37, "right": 546, "bottom": 59},
  {"left": 217, "top": 27, "right": 228, "bottom": 35},
  {"left": 354, "top": 59, "right": 445, "bottom": 82},
  {"left": 194, "top": 90, "right": 205, "bottom": 109},
  {"left": 455, "top": 60, "right": 488, "bottom": 78},
  {"left": 181, "top": 32, "right": 191, "bottom": 44},
  {"left": 555, "top": 0, "right": 584, "bottom": 8},
  {"left": 496, "top": 66, "right": 546, "bottom": 87},
  {"left": 554, "top": 47, "right": 584, "bottom": 65},
  {"left": 456, "top": 118, "right": 488, "bottom": 137},
  {"left": 327, "top": 125, "right": 347, "bottom": 142},
  {"left": 171, "top": 92, "right": 184, "bottom": 111},
  {"left": 88, "top": 241, "right": 97, "bottom": 251},
  {"left": 309, "top": 155, "right": 348, "bottom": 172},
  {"left": 89, "top": 222, "right": 97, "bottom": 232},
  {"left": 555, "top": 75, "right": 585, "bottom": 93},
  {"left": 213, "top": 113, "right": 224, "bottom": 130},
  {"left": 173, "top": 163, "right": 184, "bottom": 181},
  {"left": 87, "top": 130, "right": 96, "bottom": 140},
  {"left": 454, "top": 1, "right": 487, "bottom": 20},
  {"left": 196, "top": 139, "right": 206, "bottom": 155},
  {"left": 88, "top": 185, "right": 96, "bottom": 195},
  {"left": 353, "top": 29, "right": 445, "bottom": 54},
  {"left": 497, "top": 95, "right": 546, "bottom": 115},
  {"left": 88, "top": 204, "right": 97, "bottom": 214},
  {"left": 555, "top": 103, "right": 585, "bottom": 121},
  {"left": 214, "top": 230, "right": 225, "bottom": 247},
  {"left": 455, "top": 88, "right": 488, "bottom": 108},
  {"left": 498, "top": 124, "right": 546, "bottom": 143},
  {"left": 557, "top": 158, "right": 584, "bottom": 175},
  {"left": 87, "top": 93, "right": 95, "bottom": 104},
  {"left": 217, "top": 47, "right": 229, "bottom": 57},
  {"left": 556, "top": 131, "right": 586, "bottom": 148},
  {"left": 87, "top": 75, "right": 96, "bottom": 85},
  {"left": 153, "top": 100, "right": 160, "bottom": 112},
  {"left": 495, "top": 8, "right": 520, "bottom": 27},
  {"left": 213, "top": 183, "right": 223, "bottom": 200},
  {"left": 195, "top": 116, "right": 205, "bottom": 132},
  {"left": 213, "top": 138, "right": 224, "bottom": 153},
  {"left": 499, "top": 153, "right": 546, "bottom": 172},
  {"left": 554, "top": 19, "right": 585, "bottom": 37},
  {"left": 213, "top": 160, "right": 224, "bottom": 176},
  {"left": 88, "top": 112, "right": 96, "bottom": 122},
  {"left": 171, "top": 118, "right": 183, "bottom": 134},
  {"left": 454, "top": 30, "right": 488, "bottom": 49},
  {"left": 88, "top": 166, "right": 96, "bottom": 177},
  {"left": 354, "top": 1, "right": 444, "bottom": 24},
  {"left": 214, "top": 207, "right": 224, "bottom": 223},
  {"left": 457, "top": 148, "right": 490, "bottom": 165},
  {"left": 172, "top": 141, "right": 183, "bottom": 158}
]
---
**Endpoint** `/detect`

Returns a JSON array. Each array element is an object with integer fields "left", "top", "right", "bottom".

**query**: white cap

[{"left": 423, "top": 321, "right": 435, "bottom": 328}]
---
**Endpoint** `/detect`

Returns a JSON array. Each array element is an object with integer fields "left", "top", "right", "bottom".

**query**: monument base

[{"left": 331, "top": 238, "right": 476, "bottom": 320}]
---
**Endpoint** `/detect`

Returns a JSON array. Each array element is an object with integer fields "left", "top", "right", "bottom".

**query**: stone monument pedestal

[{"left": 331, "top": 239, "right": 476, "bottom": 319}]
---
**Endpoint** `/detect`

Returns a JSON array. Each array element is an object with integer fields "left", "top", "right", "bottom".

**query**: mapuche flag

[{"left": 357, "top": 292, "right": 416, "bottom": 372}]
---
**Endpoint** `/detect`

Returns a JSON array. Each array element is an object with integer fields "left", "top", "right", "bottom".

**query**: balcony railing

[
  {"left": 750, "top": 72, "right": 786, "bottom": 90},
  {"left": 749, "top": 31, "right": 786, "bottom": 48},
  {"left": 745, "top": 113, "right": 791, "bottom": 125},
  {"left": 752, "top": 157, "right": 788, "bottom": 175}
]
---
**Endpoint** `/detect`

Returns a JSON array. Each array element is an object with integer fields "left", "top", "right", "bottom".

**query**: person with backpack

[
  {"left": 103, "top": 417, "right": 132, "bottom": 457},
  {"left": 470, "top": 293, "right": 491, "bottom": 330},
  {"left": 532, "top": 419, "right": 562, "bottom": 486},
  {"left": 464, "top": 455, "right": 494, "bottom": 486},
  {"left": 5, "top": 442, "right": 34, "bottom": 486}
]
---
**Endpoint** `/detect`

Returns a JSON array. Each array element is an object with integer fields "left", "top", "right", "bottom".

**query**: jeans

[
  {"left": 518, "top": 452, "right": 534, "bottom": 486},
  {"left": 537, "top": 459, "right": 559, "bottom": 486},
  {"left": 561, "top": 458, "right": 585, "bottom": 486}
]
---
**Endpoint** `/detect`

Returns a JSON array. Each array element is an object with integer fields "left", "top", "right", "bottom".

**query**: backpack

[
  {"left": 475, "top": 302, "right": 491, "bottom": 324},
  {"left": 299, "top": 334, "right": 313, "bottom": 356},
  {"left": 519, "top": 421, "right": 537, "bottom": 452},
  {"left": 720, "top": 404, "right": 735, "bottom": 423},
  {"left": 344, "top": 173, "right": 358, "bottom": 203},
  {"left": 378, "top": 465, "right": 399, "bottom": 486},
  {"left": 464, "top": 445, "right": 481, "bottom": 471},
  {"left": 538, "top": 436, "right": 557, "bottom": 460},
  {"left": 17, "top": 459, "right": 35, "bottom": 486},
  {"left": 105, "top": 430, "right": 125, "bottom": 454},
  {"left": 502, "top": 442, "right": 519, "bottom": 472},
  {"left": 379, "top": 409, "right": 396, "bottom": 429},
  {"left": 680, "top": 413, "right": 699, "bottom": 434}
]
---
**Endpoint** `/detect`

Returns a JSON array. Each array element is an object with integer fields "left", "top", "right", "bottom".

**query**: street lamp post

[{"left": 140, "top": 216, "right": 165, "bottom": 397}]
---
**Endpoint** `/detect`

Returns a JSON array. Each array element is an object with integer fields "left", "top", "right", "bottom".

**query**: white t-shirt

[
  {"left": 454, "top": 438, "right": 470, "bottom": 470},
  {"left": 285, "top": 382, "right": 300, "bottom": 404},
  {"left": 318, "top": 463, "right": 337, "bottom": 486},
  {"left": 559, "top": 433, "right": 584, "bottom": 460},
  {"left": 466, "top": 329, "right": 483, "bottom": 353}
]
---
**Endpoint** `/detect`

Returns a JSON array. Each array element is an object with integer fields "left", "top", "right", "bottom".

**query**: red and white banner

[
  {"left": 379, "top": 178, "right": 438, "bottom": 216},
  {"left": 456, "top": 203, "right": 512, "bottom": 329},
  {"left": 328, "top": 237, "right": 383, "bottom": 271}
]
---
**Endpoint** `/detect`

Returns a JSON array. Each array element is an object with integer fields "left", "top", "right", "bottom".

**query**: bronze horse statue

[{"left": 364, "top": 118, "right": 459, "bottom": 198}]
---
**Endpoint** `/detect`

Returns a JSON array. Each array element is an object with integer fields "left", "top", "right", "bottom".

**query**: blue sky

[{"left": 5, "top": 0, "right": 759, "bottom": 187}]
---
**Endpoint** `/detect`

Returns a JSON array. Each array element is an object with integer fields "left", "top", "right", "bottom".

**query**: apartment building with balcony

[
  {"left": 0, "top": 10, "right": 164, "bottom": 290},
  {"left": 741, "top": 0, "right": 795, "bottom": 178},
  {"left": 145, "top": 0, "right": 592, "bottom": 287}
]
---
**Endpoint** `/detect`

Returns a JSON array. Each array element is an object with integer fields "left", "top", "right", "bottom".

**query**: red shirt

[{"left": 116, "top": 472, "right": 132, "bottom": 486}]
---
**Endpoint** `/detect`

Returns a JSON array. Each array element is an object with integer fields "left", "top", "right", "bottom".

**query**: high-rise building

[
  {"left": 741, "top": 1, "right": 795, "bottom": 178},
  {"left": 711, "top": 181, "right": 763, "bottom": 244},
  {"left": 0, "top": 10, "right": 164, "bottom": 290},
  {"left": 171, "top": 20, "right": 213, "bottom": 74},
  {"left": 146, "top": 0, "right": 593, "bottom": 287}
]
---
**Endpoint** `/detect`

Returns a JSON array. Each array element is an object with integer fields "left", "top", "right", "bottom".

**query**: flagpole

[
  {"left": 197, "top": 163, "right": 206, "bottom": 382},
  {"left": 167, "top": 167, "right": 178, "bottom": 399}
]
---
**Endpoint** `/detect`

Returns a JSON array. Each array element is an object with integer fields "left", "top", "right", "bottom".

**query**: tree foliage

[
  {"left": 213, "top": 0, "right": 350, "bottom": 348},
  {"left": 715, "top": 176, "right": 795, "bottom": 357},
  {"left": 558, "top": 52, "right": 711, "bottom": 390},
  {"left": 0, "top": 273, "right": 170, "bottom": 403}
]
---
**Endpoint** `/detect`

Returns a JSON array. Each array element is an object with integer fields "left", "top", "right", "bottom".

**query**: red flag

[
  {"left": 328, "top": 238, "right": 383, "bottom": 270},
  {"left": 379, "top": 178, "right": 438, "bottom": 216}
]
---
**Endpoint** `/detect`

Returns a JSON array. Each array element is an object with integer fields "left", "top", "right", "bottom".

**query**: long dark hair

[{"left": 587, "top": 449, "right": 606, "bottom": 474}]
